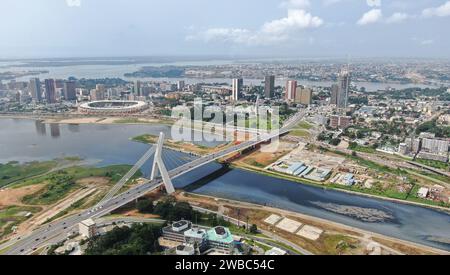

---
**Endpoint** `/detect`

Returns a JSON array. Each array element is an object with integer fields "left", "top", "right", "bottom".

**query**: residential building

[{"left": 330, "top": 115, "right": 352, "bottom": 129}]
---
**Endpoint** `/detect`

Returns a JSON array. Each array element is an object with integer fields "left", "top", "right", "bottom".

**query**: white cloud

[
  {"left": 187, "top": 9, "right": 323, "bottom": 46},
  {"left": 188, "top": 28, "right": 251, "bottom": 44},
  {"left": 280, "top": 0, "right": 310, "bottom": 9},
  {"left": 262, "top": 9, "right": 323, "bottom": 34},
  {"left": 386, "top": 12, "right": 409, "bottom": 24},
  {"left": 422, "top": 1, "right": 450, "bottom": 17},
  {"left": 66, "top": 0, "right": 81, "bottom": 7},
  {"left": 366, "top": 0, "right": 381, "bottom": 8},
  {"left": 357, "top": 9, "right": 383, "bottom": 25}
]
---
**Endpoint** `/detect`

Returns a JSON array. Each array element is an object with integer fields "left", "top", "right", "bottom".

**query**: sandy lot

[{"left": 0, "top": 185, "right": 44, "bottom": 207}]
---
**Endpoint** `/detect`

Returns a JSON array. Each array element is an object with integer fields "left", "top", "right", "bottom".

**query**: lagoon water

[
  {"left": 0, "top": 118, "right": 449, "bottom": 251},
  {"left": 0, "top": 62, "right": 437, "bottom": 92}
]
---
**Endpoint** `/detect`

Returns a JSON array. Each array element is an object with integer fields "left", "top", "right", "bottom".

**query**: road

[{"left": 4, "top": 111, "right": 307, "bottom": 255}]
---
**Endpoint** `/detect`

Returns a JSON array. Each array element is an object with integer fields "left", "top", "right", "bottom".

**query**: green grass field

[
  {"left": 348, "top": 143, "right": 376, "bottom": 154},
  {"left": 295, "top": 121, "right": 313, "bottom": 130},
  {"left": 415, "top": 158, "right": 450, "bottom": 171},
  {"left": 14, "top": 164, "right": 139, "bottom": 205},
  {"left": 0, "top": 206, "right": 42, "bottom": 239},
  {"left": 290, "top": 129, "right": 311, "bottom": 137},
  {"left": 0, "top": 161, "right": 57, "bottom": 188}
]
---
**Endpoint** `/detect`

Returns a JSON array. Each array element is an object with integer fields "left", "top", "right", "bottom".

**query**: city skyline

[{"left": 1, "top": 0, "right": 450, "bottom": 58}]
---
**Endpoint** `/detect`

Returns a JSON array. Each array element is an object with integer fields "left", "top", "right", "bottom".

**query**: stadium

[{"left": 78, "top": 100, "right": 149, "bottom": 114}]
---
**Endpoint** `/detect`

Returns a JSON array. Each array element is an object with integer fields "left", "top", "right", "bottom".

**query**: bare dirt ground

[
  {"left": 233, "top": 141, "right": 296, "bottom": 168},
  {"left": 2, "top": 177, "right": 112, "bottom": 237},
  {"left": 174, "top": 192, "right": 446, "bottom": 255},
  {"left": 78, "top": 177, "right": 110, "bottom": 187},
  {"left": 0, "top": 185, "right": 44, "bottom": 207}
]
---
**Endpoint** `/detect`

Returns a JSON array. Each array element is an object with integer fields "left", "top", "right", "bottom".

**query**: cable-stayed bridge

[{"left": 4, "top": 111, "right": 306, "bottom": 255}]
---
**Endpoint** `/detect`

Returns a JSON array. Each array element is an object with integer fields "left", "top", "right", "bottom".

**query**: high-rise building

[
  {"left": 177, "top": 80, "right": 185, "bottom": 91},
  {"left": 264, "top": 76, "right": 275, "bottom": 99},
  {"left": 29, "top": 78, "right": 42, "bottom": 102},
  {"left": 295, "top": 87, "right": 312, "bottom": 105},
  {"left": 330, "top": 70, "right": 351, "bottom": 108},
  {"left": 338, "top": 70, "right": 350, "bottom": 108},
  {"left": 286, "top": 80, "right": 297, "bottom": 101},
  {"left": 330, "top": 84, "right": 339, "bottom": 105},
  {"left": 134, "top": 80, "right": 141, "bottom": 96},
  {"left": 90, "top": 89, "right": 105, "bottom": 101},
  {"left": 231, "top": 78, "right": 243, "bottom": 102},
  {"left": 44, "top": 79, "right": 57, "bottom": 104},
  {"left": 63, "top": 81, "right": 77, "bottom": 101}
]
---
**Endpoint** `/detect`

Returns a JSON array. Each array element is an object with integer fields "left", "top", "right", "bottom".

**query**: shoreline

[
  {"left": 182, "top": 191, "right": 450, "bottom": 255},
  {"left": 232, "top": 163, "right": 450, "bottom": 213}
]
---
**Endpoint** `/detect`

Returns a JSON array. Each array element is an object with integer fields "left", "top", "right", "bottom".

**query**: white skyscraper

[{"left": 231, "top": 78, "right": 243, "bottom": 102}]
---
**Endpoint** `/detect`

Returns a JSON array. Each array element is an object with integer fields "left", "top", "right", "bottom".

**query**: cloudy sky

[{"left": 1, "top": 0, "right": 449, "bottom": 58}]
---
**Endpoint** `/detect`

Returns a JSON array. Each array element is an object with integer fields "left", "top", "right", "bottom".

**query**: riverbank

[
  {"left": 176, "top": 191, "right": 449, "bottom": 255},
  {"left": 232, "top": 163, "right": 450, "bottom": 213},
  {"left": 0, "top": 113, "right": 175, "bottom": 126}
]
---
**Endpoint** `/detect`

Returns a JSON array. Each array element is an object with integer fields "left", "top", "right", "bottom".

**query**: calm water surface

[{"left": 0, "top": 118, "right": 449, "bottom": 251}]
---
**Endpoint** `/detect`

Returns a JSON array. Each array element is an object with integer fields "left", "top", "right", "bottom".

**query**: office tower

[
  {"left": 29, "top": 78, "right": 42, "bottom": 102},
  {"left": 134, "top": 80, "right": 141, "bottom": 96},
  {"left": 286, "top": 80, "right": 297, "bottom": 101},
  {"left": 177, "top": 80, "right": 185, "bottom": 91},
  {"left": 264, "top": 76, "right": 275, "bottom": 98},
  {"left": 296, "top": 87, "right": 312, "bottom": 105},
  {"left": 90, "top": 89, "right": 105, "bottom": 101},
  {"left": 63, "top": 80, "right": 77, "bottom": 101},
  {"left": 44, "top": 79, "right": 57, "bottom": 104},
  {"left": 330, "top": 84, "right": 339, "bottom": 105},
  {"left": 330, "top": 70, "right": 350, "bottom": 108},
  {"left": 231, "top": 78, "right": 243, "bottom": 102},
  {"left": 330, "top": 70, "right": 351, "bottom": 108},
  {"left": 338, "top": 70, "right": 350, "bottom": 108}
]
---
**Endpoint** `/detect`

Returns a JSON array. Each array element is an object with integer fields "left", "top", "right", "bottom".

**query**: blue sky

[{"left": 0, "top": 0, "right": 449, "bottom": 58}]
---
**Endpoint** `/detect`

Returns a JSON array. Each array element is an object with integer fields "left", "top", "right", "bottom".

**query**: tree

[
  {"left": 330, "top": 138, "right": 341, "bottom": 146},
  {"left": 136, "top": 198, "right": 154, "bottom": 214},
  {"left": 249, "top": 224, "right": 258, "bottom": 234}
]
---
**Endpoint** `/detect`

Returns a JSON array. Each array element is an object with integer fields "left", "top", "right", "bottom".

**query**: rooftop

[{"left": 206, "top": 226, "right": 234, "bottom": 244}]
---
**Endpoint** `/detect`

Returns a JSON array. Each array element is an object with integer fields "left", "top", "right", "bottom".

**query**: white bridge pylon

[{"left": 151, "top": 132, "right": 175, "bottom": 194}]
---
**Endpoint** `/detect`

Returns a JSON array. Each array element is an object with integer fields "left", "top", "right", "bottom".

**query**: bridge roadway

[
  {"left": 5, "top": 111, "right": 306, "bottom": 255},
  {"left": 96, "top": 145, "right": 156, "bottom": 207}
]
